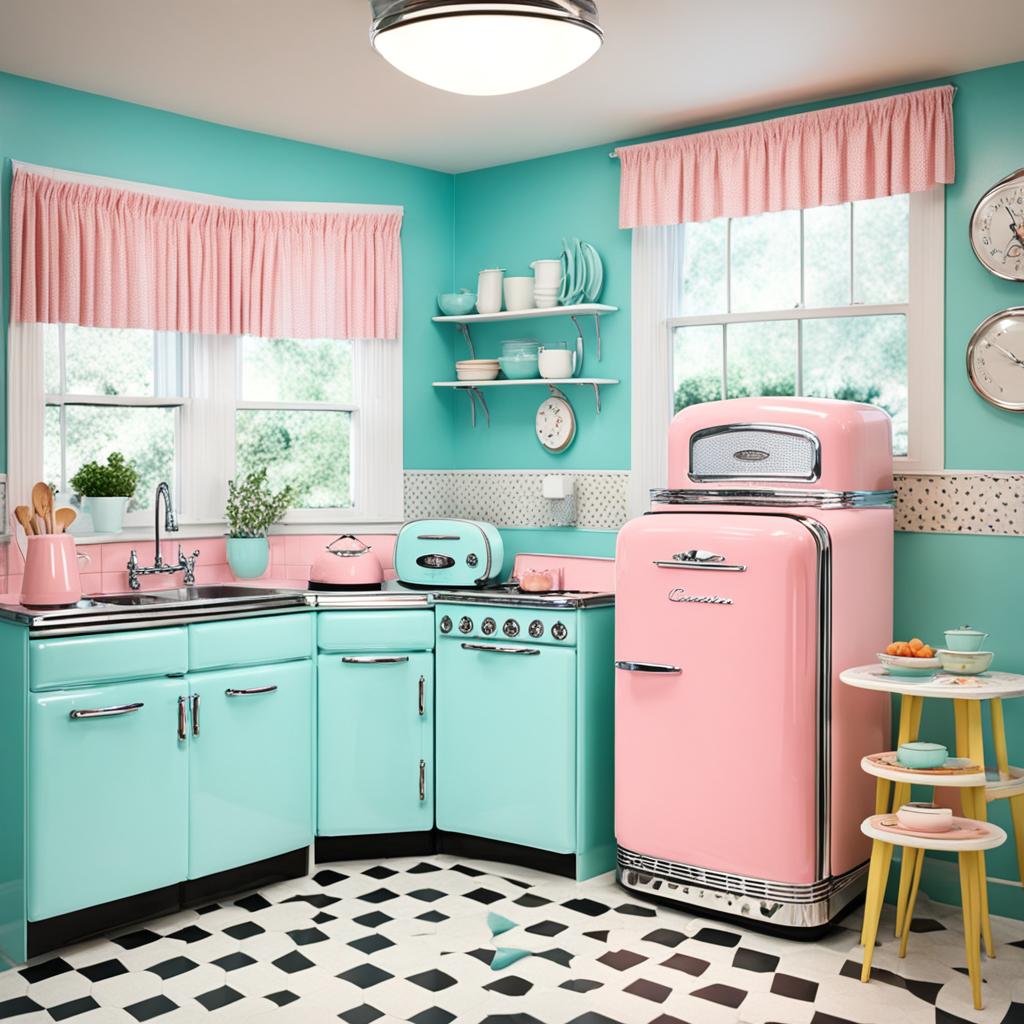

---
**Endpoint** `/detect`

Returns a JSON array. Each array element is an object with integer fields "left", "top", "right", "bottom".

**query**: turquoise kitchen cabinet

[
  {"left": 28, "top": 677, "right": 188, "bottom": 921},
  {"left": 30, "top": 627, "right": 188, "bottom": 690},
  {"left": 189, "top": 614, "right": 313, "bottom": 671},
  {"left": 187, "top": 660, "right": 313, "bottom": 879},
  {"left": 318, "top": 610, "right": 435, "bottom": 652},
  {"left": 436, "top": 636, "right": 578, "bottom": 853},
  {"left": 318, "top": 651, "right": 433, "bottom": 835}
]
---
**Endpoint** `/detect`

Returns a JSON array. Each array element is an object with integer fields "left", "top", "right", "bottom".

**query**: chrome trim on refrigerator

[
  {"left": 688, "top": 423, "right": 822, "bottom": 483},
  {"left": 615, "top": 661, "right": 682, "bottom": 674},
  {"left": 616, "top": 846, "right": 865, "bottom": 930},
  {"left": 460, "top": 642, "right": 541, "bottom": 656},
  {"left": 342, "top": 655, "right": 410, "bottom": 665},
  {"left": 651, "top": 487, "right": 896, "bottom": 509},
  {"left": 653, "top": 560, "right": 747, "bottom": 572},
  {"left": 69, "top": 702, "right": 144, "bottom": 720},
  {"left": 225, "top": 685, "right": 278, "bottom": 696}
]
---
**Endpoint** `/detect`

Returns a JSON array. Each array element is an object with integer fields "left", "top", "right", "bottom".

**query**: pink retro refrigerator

[{"left": 615, "top": 397, "right": 893, "bottom": 933}]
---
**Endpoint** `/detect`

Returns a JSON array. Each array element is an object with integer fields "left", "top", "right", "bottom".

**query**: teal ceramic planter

[
  {"left": 226, "top": 537, "right": 270, "bottom": 578},
  {"left": 86, "top": 496, "right": 128, "bottom": 534}
]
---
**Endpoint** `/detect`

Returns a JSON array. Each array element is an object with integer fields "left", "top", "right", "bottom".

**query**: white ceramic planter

[{"left": 86, "top": 496, "right": 129, "bottom": 535}]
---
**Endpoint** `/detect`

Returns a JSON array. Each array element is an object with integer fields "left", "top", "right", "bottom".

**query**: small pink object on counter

[
  {"left": 21, "top": 534, "right": 82, "bottom": 607},
  {"left": 519, "top": 567, "right": 562, "bottom": 593}
]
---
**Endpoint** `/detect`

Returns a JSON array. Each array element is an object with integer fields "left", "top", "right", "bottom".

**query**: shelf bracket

[
  {"left": 594, "top": 313, "right": 602, "bottom": 361},
  {"left": 591, "top": 380, "right": 602, "bottom": 414},
  {"left": 569, "top": 315, "right": 585, "bottom": 377},
  {"left": 456, "top": 323, "right": 476, "bottom": 360},
  {"left": 462, "top": 385, "right": 490, "bottom": 428}
]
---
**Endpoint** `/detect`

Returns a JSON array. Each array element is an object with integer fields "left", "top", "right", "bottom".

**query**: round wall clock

[
  {"left": 536, "top": 392, "right": 577, "bottom": 453},
  {"left": 966, "top": 307, "right": 1024, "bottom": 411},
  {"left": 970, "top": 168, "right": 1024, "bottom": 280}
]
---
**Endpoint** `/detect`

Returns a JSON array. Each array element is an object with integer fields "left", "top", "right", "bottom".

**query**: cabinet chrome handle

[
  {"left": 70, "top": 702, "right": 143, "bottom": 720},
  {"left": 653, "top": 560, "right": 746, "bottom": 572},
  {"left": 191, "top": 693, "right": 200, "bottom": 736},
  {"left": 417, "top": 534, "right": 460, "bottom": 541},
  {"left": 616, "top": 661, "right": 682, "bottom": 675},
  {"left": 418, "top": 675, "right": 425, "bottom": 716},
  {"left": 419, "top": 759, "right": 426, "bottom": 801},
  {"left": 460, "top": 643, "right": 541, "bottom": 656},
  {"left": 178, "top": 696, "right": 187, "bottom": 740},
  {"left": 342, "top": 655, "right": 410, "bottom": 664},
  {"left": 226, "top": 685, "right": 278, "bottom": 697}
]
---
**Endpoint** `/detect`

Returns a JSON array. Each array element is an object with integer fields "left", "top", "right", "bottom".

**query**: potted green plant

[
  {"left": 224, "top": 468, "right": 293, "bottom": 578},
  {"left": 68, "top": 452, "right": 139, "bottom": 535}
]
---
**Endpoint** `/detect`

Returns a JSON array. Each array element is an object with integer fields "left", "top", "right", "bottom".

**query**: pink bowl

[
  {"left": 21, "top": 534, "right": 82, "bottom": 607},
  {"left": 897, "top": 803, "right": 954, "bottom": 833}
]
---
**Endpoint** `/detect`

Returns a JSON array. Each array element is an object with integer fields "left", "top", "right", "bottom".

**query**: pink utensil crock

[{"left": 21, "top": 534, "right": 82, "bottom": 606}]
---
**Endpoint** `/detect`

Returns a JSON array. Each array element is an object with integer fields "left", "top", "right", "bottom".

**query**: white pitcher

[
  {"left": 530, "top": 259, "right": 562, "bottom": 290},
  {"left": 538, "top": 346, "right": 576, "bottom": 379},
  {"left": 476, "top": 268, "right": 505, "bottom": 314}
]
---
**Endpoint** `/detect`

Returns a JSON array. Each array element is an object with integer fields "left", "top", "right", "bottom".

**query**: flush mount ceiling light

[{"left": 369, "top": 1, "right": 602, "bottom": 96}]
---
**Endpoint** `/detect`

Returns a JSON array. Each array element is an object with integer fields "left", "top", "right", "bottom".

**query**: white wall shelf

[
  {"left": 432, "top": 377, "right": 619, "bottom": 426},
  {"left": 433, "top": 303, "right": 617, "bottom": 362}
]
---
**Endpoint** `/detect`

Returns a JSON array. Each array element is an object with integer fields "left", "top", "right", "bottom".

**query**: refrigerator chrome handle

[
  {"left": 69, "top": 702, "right": 144, "bottom": 720},
  {"left": 225, "top": 685, "right": 278, "bottom": 697},
  {"left": 460, "top": 642, "right": 541, "bottom": 656},
  {"left": 653, "top": 560, "right": 746, "bottom": 572},
  {"left": 191, "top": 693, "right": 200, "bottom": 736},
  {"left": 615, "top": 661, "right": 682, "bottom": 675},
  {"left": 342, "top": 655, "right": 410, "bottom": 664},
  {"left": 418, "top": 675, "right": 425, "bottom": 716},
  {"left": 419, "top": 759, "right": 426, "bottom": 801},
  {"left": 177, "top": 696, "right": 187, "bottom": 740}
]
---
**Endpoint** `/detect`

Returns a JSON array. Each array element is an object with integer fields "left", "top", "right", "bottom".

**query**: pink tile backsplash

[{"left": 0, "top": 531, "right": 399, "bottom": 599}]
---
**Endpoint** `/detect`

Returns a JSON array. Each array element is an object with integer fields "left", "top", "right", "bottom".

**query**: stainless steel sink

[{"left": 100, "top": 585, "right": 292, "bottom": 606}]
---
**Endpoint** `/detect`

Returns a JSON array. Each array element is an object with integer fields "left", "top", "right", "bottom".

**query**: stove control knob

[
  {"left": 466, "top": 553, "right": 479, "bottom": 567},
  {"left": 528, "top": 619, "right": 545, "bottom": 638},
  {"left": 503, "top": 618, "right": 520, "bottom": 638},
  {"left": 439, "top": 615, "right": 453, "bottom": 634},
  {"left": 551, "top": 621, "right": 568, "bottom": 641},
  {"left": 481, "top": 617, "right": 497, "bottom": 636},
  {"left": 459, "top": 616, "right": 474, "bottom": 634}
]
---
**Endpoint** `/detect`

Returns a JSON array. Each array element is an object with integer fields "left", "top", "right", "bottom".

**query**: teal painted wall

[{"left": 0, "top": 71, "right": 456, "bottom": 473}]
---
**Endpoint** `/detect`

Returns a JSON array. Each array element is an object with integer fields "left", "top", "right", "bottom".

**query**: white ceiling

[{"left": 0, "top": 0, "right": 1022, "bottom": 173}]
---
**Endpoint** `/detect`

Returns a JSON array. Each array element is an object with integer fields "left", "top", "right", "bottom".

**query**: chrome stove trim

[
  {"left": 688, "top": 422, "right": 822, "bottom": 483},
  {"left": 306, "top": 592, "right": 433, "bottom": 610},
  {"left": 616, "top": 846, "right": 866, "bottom": 931},
  {"left": 651, "top": 487, "right": 896, "bottom": 509},
  {"left": 436, "top": 591, "right": 614, "bottom": 609}
]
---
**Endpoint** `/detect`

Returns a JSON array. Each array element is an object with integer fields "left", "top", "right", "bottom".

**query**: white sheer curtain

[
  {"left": 628, "top": 226, "right": 686, "bottom": 517},
  {"left": 7, "top": 321, "right": 47, "bottom": 531}
]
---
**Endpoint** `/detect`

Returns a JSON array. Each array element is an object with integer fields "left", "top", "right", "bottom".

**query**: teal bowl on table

[
  {"left": 437, "top": 291, "right": 477, "bottom": 316},
  {"left": 943, "top": 627, "right": 989, "bottom": 652},
  {"left": 226, "top": 536, "right": 270, "bottom": 579},
  {"left": 897, "top": 742, "right": 948, "bottom": 770}
]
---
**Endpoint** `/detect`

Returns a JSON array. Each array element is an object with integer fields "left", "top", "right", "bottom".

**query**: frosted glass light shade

[{"left": 370, "top": 1, "right": 602, "bottom": 96}]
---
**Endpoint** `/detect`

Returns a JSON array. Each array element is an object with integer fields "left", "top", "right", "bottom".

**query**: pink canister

[{"left": 21, "top": 534, "right": 83, "bottom": 607}]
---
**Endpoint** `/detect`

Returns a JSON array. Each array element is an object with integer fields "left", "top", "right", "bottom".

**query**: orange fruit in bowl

[
  {"left": 886, "top": 643, "right": 900, "bottom": 656},
  {"left": 909, "top": 638, "right": 924, "bottom": 652}
]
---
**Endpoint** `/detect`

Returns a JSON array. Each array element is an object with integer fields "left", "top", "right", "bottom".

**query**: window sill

[{"left": 63, "top": 519, "right": 404, "bottom": 546}]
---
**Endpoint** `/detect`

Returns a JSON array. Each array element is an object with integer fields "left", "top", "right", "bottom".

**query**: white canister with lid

[{"left": 476, "top": 268, "right": 505, "bottom": 314}]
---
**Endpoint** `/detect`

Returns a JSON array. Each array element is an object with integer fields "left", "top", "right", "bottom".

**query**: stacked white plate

[{"left": 456, "top": 359, "right": 500, "bottom": 382}]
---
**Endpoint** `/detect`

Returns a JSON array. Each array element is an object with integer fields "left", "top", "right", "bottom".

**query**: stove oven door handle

[
  {"left": 342, "top": 656, "right": 410, "bottom": 664},
  {"left": 615, "top": 661, "right": 682, "bottom": 675},
  {"left": 460, "top": 643, "right": 541, "bottom": 656}
]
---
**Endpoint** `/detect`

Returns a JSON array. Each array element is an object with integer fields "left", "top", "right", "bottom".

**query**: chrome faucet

[{"left": 127, "top": 482, "right": 200, "bottom": 591}]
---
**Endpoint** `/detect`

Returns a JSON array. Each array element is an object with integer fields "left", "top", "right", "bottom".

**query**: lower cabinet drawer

[
  {"left": 30, "top": 628, "right": 188, "bottom": 691},
  {"left": 28, "top": 678, "right": 189, "bottom": 921},
  {"left": 188, "top": 612, "right": 313, "bottom": 671},
  {"left": 318, "top": 610, "right": 434, "bottom": 653}
]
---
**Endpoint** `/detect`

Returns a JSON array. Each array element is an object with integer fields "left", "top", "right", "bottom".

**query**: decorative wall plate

[{"left": 536, "top": 391, "right": 576, "bottom": 453}]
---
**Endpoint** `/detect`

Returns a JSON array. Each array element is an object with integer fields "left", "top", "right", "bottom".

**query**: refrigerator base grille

[{"left": 616, "top": 846, "right": 867, "bottom": 931}]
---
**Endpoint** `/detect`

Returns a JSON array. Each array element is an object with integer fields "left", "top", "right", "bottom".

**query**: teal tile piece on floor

[
  {"left": 491, "top": 947, "right": 531, "bottom": 971},
  {"left": 487, "top": 912, "right": 518, "bottom": 937}
]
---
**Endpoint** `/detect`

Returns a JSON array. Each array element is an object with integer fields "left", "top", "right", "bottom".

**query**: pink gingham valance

[
  {"left": 10, "top": 167, "right": 403, "bottom": 340},
  {"left": 617, "top": 85, "right": 955, "bottom": 228}
]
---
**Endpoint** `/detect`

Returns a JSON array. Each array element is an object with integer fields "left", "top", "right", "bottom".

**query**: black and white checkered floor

[{"left": 2, "top": 855, "right": 1023, "bottom": 1023}]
